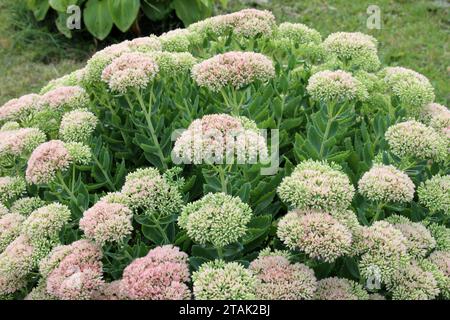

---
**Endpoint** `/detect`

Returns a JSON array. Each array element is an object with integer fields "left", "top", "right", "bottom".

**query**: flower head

[
  {"left": 418, "top": 175, "right": 449, "bottom": 215},
  {"left": 64, "top": 142, "right": 92, "bottom": 165},
  {"left": 358, "top": 164, "right": 415, "bottom": 203},
  {"left": 389, "top": 261, "right": 439, "bottom": 300},
  {"left": 83, "top": 42, "right": 132, "bottom": 85},
  {"left": 192, "top": 51, "right": 275, "bottom": 91},
  {"left": 382, "top": 67, "right": 435, "bottom": 115},
  {"left": 159, "top": 29, "right": 193, "bottom": 52},
  {"left": 102, "top": 52, "right": 159, "bottom": 94},
  {"left": 25, "top": 140, "right": 71, "bottom": 184},
  {"left": 80, "top": 200, "right": 133, "bottom": 245},
  {"left": 179, "top": 192, "right": 252, "bottom": 247},
  {"left": 386, "top": 215, "right": 436, "bottom": 258},
  {"left": 385, "top": 120, "right": 447, "bottom": 162},
  {"left": 420, "top": 102, "right": 450, "bottom": 132},
  {"left": 358, "top": 221, "right": 410, "bottom": 285},
  {"left": 121, "top": 167, "right": 183, "bottom": 216},
  {"left": 173, "top": 114, "right": 268, "bottom": 165},
  {"left": 121, "top": 245, "right": 190, "bottom": 300},
  {"left": 276, "top": 22, "right": 322, "bottom": 45},
  {"left": 40, "top": 69, "right": 85, "bottom": 94},
  {"left": 277, "top": 209, "right": 352, "bottom": 262},
  {"left": 21, "top": 203, "right": 71, "bottom": 246},
  {"left": 1, "top": 121, "right": 20, "bottom": 131},
  {"left": 323, "top": 32, "right": 380, "bottom": 71},
  {"left": 189, "top": 9, "right": 276, "bottom": 39},
  {"left": 0, "top": 128, "right": 46, "bottom": 160},
  {"left": 128, "top": 36, "right": 162, "bottom": 53},
  {"left": 315, "top": 277, "right": 369, "bottom": 300},
  {"left": 425, "top": 222, "right": 450, "bottom": 251},
  {"left": 145, "top": 51, "right": 196, "bottom": 75},
  {"left": 40, "top": 86, "right": 89, "bottom": 111},
  {"left": 0, "top": 94, "right": 40, "bottom": 122},
  {"left": 277, "top": 160, "right": 355, "bottom": 211},
  {"left": 193, "top": 260, "right": 258, "bottom": 300},
  {"left": 307, "top": 70, "right": 368, "bottom": 102},
  {"left": 249, "top": 251, "right": 317, "bottom": 299},
  {"left": 59, "top": 109, "right": 98, "bottom": 142},
  {"left": 428, "top": 251, "right": 450, "bottom": 277},
  {"left": 0, "top": 176, "right": 26, "bottom": 205},
  {"left": 45, "top": 240, "right": 104, "bottom": 300},
  {"left": 0, "top": 213, "right": 25, "bottom": 252},
  {"left": 0, "top": 235, "right": 36, "bottom": 295}
]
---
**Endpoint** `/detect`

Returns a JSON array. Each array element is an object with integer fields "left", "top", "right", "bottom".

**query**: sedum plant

[{"left": 0, "top": 8, "right": 448, "bottom": 300}]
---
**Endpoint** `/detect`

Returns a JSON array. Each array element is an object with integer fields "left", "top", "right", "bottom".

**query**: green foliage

[{"left": 25, "top": 0, "right": 217, "bottom": 40}]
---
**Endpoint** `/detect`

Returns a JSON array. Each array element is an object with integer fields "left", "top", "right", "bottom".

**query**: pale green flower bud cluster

[
  {"left": 178, "top": 192, "right": 252, "bottom": 247},
  {"left": 418, "top": 175, "right": 449, "bottom": 215},
  {"left": 192, "top": 260, "right": 258, "bottom": 300}
]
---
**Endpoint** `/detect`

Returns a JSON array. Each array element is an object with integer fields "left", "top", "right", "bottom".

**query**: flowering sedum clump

[
  {"left": 250, "top": 249, "right": 317, "bottom": 299},
  {"left": 101, "top": 52, "right": 159, "bottom": 94},
  {"left": 121, "top": 245, "right": 191, "bottom": 300},
  {"left": 306, "top": 70, "right": 368, "bottom": 102},
  {"left": 1, "top": 8, "right": 449, "bottom": 301},
  {"left": 121, "top": 167, "right": 183, "bottom": 216},
  {"left": 173, "top": 114, "right": 268, "bottom": 164},
  {"left": 0, "top": 213, "right": 25, "bottom": 252},
  {"left": 178, "top": 192, "right": 252, "bottom": 247},
  {"left": 193, "top": 260, "right": 258, "bottom": 300},
  {"left": 358, "top": 164, "right": 415, "bottom": 204},
  {"left": 382, "top": 67, "right": 435, "bottom": 116},
  {"left": 385, "top": 120, "right": 447, "bottom": 162},
  {"left": 192, "top": 51, "right": 275, "bottom": 91},
  {"left": 323, "top": 32, "right": 380, "bottom": 71},
  {"left": 0, "top": 176, "right": 26, "bottom": 205},
  {"left": 277, "top": 160, "right": 354, "bottom": 211},
  {"left": 59, "top": 109, "right": 98, "bottom": 143},
  {"left": 25, "top": 140, "right": 71, "bottom": 184},
  {"left": 418, "top": 175, "right": 449, "bottom": 215},
  {"left": 315, "top": 277, "right": 369, "bottom": 300},
  {"left": 277, "top": 209, "right": 352, "bottom": 262},
  {"left": 10, "top": 197, "right": 46, "bottom": 216},
  {"left": 79, "top": 200, "right": 133, "bottom": 245}
]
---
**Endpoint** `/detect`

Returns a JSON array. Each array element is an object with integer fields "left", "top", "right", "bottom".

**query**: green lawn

[{"left": 1, "top": 0, "right": 448, "bottom": 105}]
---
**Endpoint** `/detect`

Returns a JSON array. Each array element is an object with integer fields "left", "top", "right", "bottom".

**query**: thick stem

[
  {"left": 56, "top": 171, "right": 85, "bottom": 214},
  {"left": 92, "top": 154, "right": 116, "bottom": 191},
  {"left": 133, "top": 89, "right": 168, "bottom": 170},
  {"left": 371, "top": 202, "right": 385, "bottom": 223}
]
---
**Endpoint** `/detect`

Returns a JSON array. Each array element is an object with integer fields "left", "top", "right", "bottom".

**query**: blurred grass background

[{"left": 0, "top": 0, "right": 448, "bottom": 105}]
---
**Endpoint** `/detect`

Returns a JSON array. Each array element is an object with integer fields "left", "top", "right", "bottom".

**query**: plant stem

[
  {"left": 217, "top": 166, "right": 228, "bottom": 194},
  {"left": 372, "top": 202, "right": 385, "bottom": 223},
  {"left": 92, "top": 154, "right": 116, "bottom": 191},
  {"left": 217, "top": 247, "right": 224, "bottom": 260},
  {"left": 56, "top": 171, "right": 85, "bottom": 214},
  {"left": 133, "top": 89, "right": 168, "bottom": 170}
]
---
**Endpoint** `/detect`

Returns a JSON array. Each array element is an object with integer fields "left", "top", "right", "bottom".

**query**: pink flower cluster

[
  {"left": 25, "top": 140, "right": 71, "bottom": 184},
  {"left": 40, "top": 86, "right": 88, "bottom": 110},
  {"left": 102, "top": 52, "right": 159, "bottom": 93},
  {"left": 0, "top": 94, "right": 39, "bottom": 122},
  {"left": 249, "top": 252, "right": 317, "bottom": 300},
  {"left": 189, "top": 9, "right": 276, "bottom": 39},
  {"left": 0, "top": 235, "right": 35, "bottom": 296},
  {"left": 121, "top": 245, "right": 191, "bottom": 300},
  {"left": 0, "top": 128, "right": 46, "bottom": 157},
  {"left": 192, "top": 51, "right": 275, "bottom": 91},
  {"left": 173, "top": 114, "right": 268, "bottom": 164},
  {"left": 46, "top": 240, "right": 104, "bottom": 300},
  {"left": 79, "top": 200, "right": 133, "bottom": 245}
]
